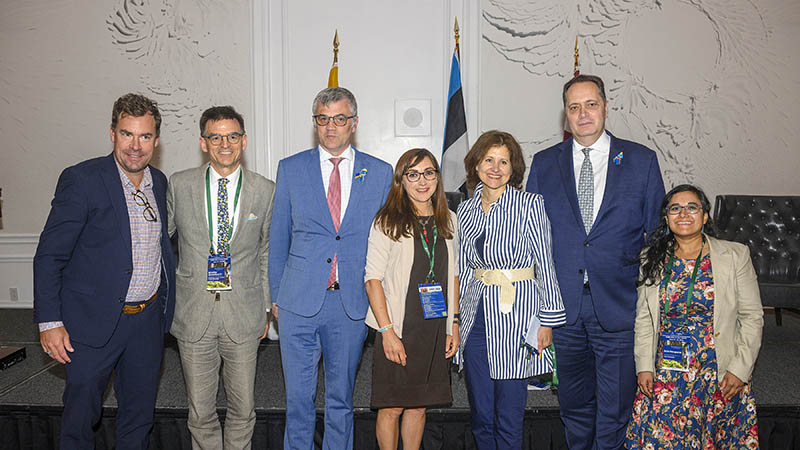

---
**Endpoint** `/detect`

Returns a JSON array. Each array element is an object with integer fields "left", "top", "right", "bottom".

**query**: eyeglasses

[
  {"left": 202, "top": 132, "right": 244, "bottom": 146},
  {"left": 667, "top": 203, "right": 703, "bottom": 215},
  {"left": 131, "top": 189, "right": 158, "bottom": 222},
  {"left": 313, "top": 114, "right": 355, "bottom": 127},
  {"left": 404, "top": 169, "right": 439, "bottom": 182}
]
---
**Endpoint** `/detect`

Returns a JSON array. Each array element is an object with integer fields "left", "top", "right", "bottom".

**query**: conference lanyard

[
  {"left": 660, "top": 235, "right": 706, "bottom": 329},
  {"left": 205, "top": 167, "right": 242, "bottom": 255},
  {"left": 419, "top": 222, "right": 438, "bottom": 283}
]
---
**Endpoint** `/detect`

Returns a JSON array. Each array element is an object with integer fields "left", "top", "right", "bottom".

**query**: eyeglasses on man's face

[
  {"left": 404, "top": 169, "right": 439, "bottom": 182},
  {"left": 667, "top": 203, "right": 703, "bottom": 216},
  {"left": 313, "top": 114, "right": 355, "bottom": 127},
  {"left": 202, "top": 132, "right": 244, "bottom": 147},
  {"left": 132, "top": 189, "right": 158, "bottom": 222}
]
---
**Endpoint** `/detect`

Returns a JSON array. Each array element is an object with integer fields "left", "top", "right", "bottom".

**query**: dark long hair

[
  {"left": 639, "top": 184, "right": 718, "bottom": 286},
  {"left": 373, "top": 148, "right": 454, "bottom": 241}
]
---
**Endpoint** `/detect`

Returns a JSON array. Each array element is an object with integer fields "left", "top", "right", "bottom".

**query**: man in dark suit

[
  {"left": 269, "top": 87, "right": 392, "bottom": 449},
  {"left": 167, "top": 106, "right": 275, "bottom": 449},
  {"left": 526, "top": 75, "right": 665, "bottom": 449},
  {"left": 34, "top": 93, "right": 176, "bottom": 449}
]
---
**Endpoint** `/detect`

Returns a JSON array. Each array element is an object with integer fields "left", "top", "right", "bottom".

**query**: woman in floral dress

[{"left": 626, "top": 185, "right": 763, "bottom": 449}]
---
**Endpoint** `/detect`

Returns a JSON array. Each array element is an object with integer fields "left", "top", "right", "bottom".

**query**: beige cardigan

[
  {"left": 364, "top": 211, "right": 458, "bottom": 338},
  {"left": 634, "top": 236, "right": 764, "bottom": 382}
]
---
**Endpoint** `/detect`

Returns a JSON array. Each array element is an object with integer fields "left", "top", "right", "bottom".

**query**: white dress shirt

[
  {"left": 572, "top": 131, "right": 610, "bottom": 222},
  {"left": 207, "top": 164, "right": 242, "bottom": 252},
  {"left": 318, "top": 145, "right": 354, "bottom": 217}
]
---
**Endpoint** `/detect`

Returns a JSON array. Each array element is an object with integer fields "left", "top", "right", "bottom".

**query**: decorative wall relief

[
  {"left": 107, "top": 0, "right": 248, "bottom": 135},
  {"left": 482, "top": 0, "right": 793, "bottom": 189}
]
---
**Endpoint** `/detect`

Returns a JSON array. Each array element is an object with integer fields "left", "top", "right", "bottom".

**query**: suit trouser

[
  {"left": 463, "top": 299, "right": 528, "bottom": 450},
  {"left": 61, "top": 298, "right": 164, "bottom": 450},
  {"left": 177, "top": 302, "right": 260, "bottom": 450},
  {"left": 553, "top": 288, "right": 635, "bottom": 450},
  {"left": 278, "top": 290, "right": 368, "bottom": 450}
]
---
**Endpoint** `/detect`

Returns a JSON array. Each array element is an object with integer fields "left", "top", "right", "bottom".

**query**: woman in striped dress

[{"left": 456, "top": 130, "right": 566, "bottom": 449}]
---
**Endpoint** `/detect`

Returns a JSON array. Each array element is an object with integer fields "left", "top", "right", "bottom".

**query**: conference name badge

[
  {"left": 418, "top": 283, "right": 447, "bottom": 319},
  {"left": 207, "top": 254, "right": 232, "bottom": 291},
  {"left": 660, "top": 331, "right": 690, "bottom": 372}
]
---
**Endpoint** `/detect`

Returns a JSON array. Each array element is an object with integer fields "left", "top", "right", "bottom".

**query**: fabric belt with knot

[{"left": 473, "top": 266, "right": 536, "bottom": 314}]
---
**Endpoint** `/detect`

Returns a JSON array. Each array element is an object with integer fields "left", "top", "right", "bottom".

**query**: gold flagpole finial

[
  {"left": 573, "top": 36, "right": 579, "bottom": 76},
  {"left": 333, "top": 30, "right": 340, "bottom": 64},
  {"left": 454, "top": 17, "right": 461, "bottom": 60}
]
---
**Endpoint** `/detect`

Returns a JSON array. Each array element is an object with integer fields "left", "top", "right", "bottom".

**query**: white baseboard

[
  {"left": 0, "top": 301, "right": 32, "bottom": 309},
  {"left": 0, "top": 233, "right": 38, "bottom": 309}
]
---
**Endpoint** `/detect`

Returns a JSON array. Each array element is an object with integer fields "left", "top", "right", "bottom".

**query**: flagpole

[
  {"left": 327, "top": 30, "right": 339, "bottom": 87},
  {"left": 332, "top": 30, "right": 339, "bottom": 66},
  {"left": 573, "top": 36, "right": 580, "bottom": 77},
  {"left": 454, "top": 17, "right": 461, "bottom": 62}
]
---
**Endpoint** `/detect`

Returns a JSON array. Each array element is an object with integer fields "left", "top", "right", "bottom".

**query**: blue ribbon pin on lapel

[
  {"left": 613, "top": 152, "right": 623, "bottom": 165},
  {"left": 354, "top": 168, "right": 368, "bottom": 181}
]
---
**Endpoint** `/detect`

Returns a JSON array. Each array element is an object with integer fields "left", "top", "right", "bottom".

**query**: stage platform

[{"left": 1, "top": 308, "right": 798, "bottom": 449}]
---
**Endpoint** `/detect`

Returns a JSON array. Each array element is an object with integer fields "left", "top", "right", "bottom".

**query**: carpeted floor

[{"left": 2, "top": 308, "right": 798, "bottom": 411}]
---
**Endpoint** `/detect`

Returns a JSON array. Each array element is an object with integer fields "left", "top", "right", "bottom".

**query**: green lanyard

[
  {"left": 419, "top": 223, "right": 438, "bottom": 283},
  {"left": 205, "top": 167, "right": 243, "bottom": 255},
  {"left": 660, "top": 235, "right": 706, "bottom": 329}
]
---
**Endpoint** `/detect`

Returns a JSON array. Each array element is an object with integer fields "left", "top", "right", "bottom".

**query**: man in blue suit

[
  {"left": 34, "top": 93, "right": 176, "bottom": 449},
  {"left": 526, "top": 75, "right": 665, "bottom": 449},
  {"left": 269, "top": 87, "right": 392, "bottom": 449}
]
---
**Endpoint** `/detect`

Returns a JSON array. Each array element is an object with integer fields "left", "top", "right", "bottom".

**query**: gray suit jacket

[{"left": 167, "top": 165, "right": 275, "bottom": 343}]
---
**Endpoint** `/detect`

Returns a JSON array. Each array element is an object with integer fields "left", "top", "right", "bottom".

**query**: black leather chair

[{"left": 713, "top": 195, "right": 800, "bottom": 325}]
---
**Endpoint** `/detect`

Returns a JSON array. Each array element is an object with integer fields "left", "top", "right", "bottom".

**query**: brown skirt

[{"left": 371, "top": 220, "right": 453, "bottom": 409}]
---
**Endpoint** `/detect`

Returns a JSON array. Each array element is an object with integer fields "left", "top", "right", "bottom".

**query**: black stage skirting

[
  {"left": 2, "top": 309, "right": 799, "bottom": 450},
  {"left": 2, "top": 407, "right": 798, "bottom": 449}
]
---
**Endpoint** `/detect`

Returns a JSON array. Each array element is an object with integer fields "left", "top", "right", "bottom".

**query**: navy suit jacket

[
  {"left": 526, "top": 132, "right": 664, "bottom": 332},
  {"left": 268, "top": 147, "right": 392, "bottom": 319},
  {"left": 33, "top": 153, "right": 176, "bottom": 347}
]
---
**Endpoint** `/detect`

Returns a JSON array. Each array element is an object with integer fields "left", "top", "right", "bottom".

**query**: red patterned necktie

[{"left": 327, "top": 157, "right": 343, "bottom": 287}]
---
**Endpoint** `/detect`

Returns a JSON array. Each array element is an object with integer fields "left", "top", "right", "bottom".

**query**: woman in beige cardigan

[
  {"left": 364, "top": 148, "right": 459, "bottom": 450},
  {"left": 625, "top": 184, "right": 763, "bottom": 449}
]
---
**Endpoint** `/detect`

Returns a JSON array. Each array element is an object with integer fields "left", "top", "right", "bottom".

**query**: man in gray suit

[{"left": 167, "top": 106, "right": 275, "bottom": 450}]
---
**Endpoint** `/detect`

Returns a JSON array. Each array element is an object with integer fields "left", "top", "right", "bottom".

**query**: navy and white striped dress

[{"left": 455, "top": 183, "right": 566, "bottom": 379}]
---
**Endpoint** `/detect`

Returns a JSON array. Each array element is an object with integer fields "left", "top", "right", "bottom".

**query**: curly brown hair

[
  {"left": 463, "top": 130, "right": 526, "bottom": 190},
  {"left": 111, "top": 93, "right": 162, "bottom": 137}
]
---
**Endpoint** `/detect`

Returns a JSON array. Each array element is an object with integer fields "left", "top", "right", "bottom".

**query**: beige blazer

[
  {"left": 364, "top": 210, "right": 458, "bottom": 338},
  {"left": 634, "top": 236, "right": 763, "bottom": 382},
  {"left": 167, "top": 166, "right": 275, "bottom": 344}
]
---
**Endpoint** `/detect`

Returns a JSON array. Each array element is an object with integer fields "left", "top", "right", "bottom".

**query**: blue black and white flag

[{"left": 442, "top": 50, "right": 468, "bottom": 192}]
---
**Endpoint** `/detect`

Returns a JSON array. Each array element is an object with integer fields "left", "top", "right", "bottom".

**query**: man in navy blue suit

[
  {"left": 34, "top": 93, "right": 176, "bottom": 449},
  {"left": 526, "top": 75, "right": 665, "bottom": 449}
]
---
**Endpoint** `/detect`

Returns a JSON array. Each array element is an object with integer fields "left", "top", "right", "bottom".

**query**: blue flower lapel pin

[
  {"left": 354, "top": 168, "right": 368, "bottom": 182},
  {"left": 613, "top": 152, "right": 623, "bottom": 165}
]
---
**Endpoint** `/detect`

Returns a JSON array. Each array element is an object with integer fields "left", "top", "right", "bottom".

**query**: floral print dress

[{"left": 625, "top": 254, "right": 759, "bottom": 449}]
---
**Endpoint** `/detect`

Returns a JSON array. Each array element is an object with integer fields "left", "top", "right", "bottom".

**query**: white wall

[
  {"left": 2, "top": 0, "right": 799, "bottom": 308},
  {"left": 0, "top": 0, "right": 253, "bottom": 235},
  {"left": 0, "top": 0, "right": 480, "bottom": 307},
  {"left": 0, "top": 0, "right": 253, "bottom": 306},
  {"left": 253, "top": 0, "right": 480, "bottom": 178},
  {"left": 480, "top": 0, "right": 800, "bottom": 199}
]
